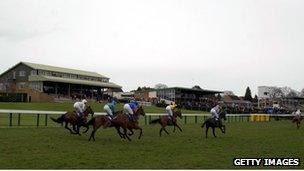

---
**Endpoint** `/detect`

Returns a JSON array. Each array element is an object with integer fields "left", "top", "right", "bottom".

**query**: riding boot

[{"left": 78, "top": 116, "right": 84, "bottom": 125}]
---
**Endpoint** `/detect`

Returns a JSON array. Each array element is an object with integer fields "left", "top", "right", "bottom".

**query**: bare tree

[
  {"left": 286, "top": 90, "right": 298, "bottom": 98},
  {"left": 192, "top": 85, "right": 202, "bottom": 89},
  {"left": 301, "top": 88, "right": 304, "bottom": 97},
  {"left": 154, "top": 83, "right": 168, "bottom": 89},
  {"left": 269, "top": 87, "right": 284, "bottom": 98}
]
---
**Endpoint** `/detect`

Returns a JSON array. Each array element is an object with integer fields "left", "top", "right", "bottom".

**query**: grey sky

[{"left": 0, "top": 0, "right": 303, "bottom": 96}]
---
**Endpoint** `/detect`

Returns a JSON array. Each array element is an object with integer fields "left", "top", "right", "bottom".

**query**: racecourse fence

[{"left": 0, "top": 109, "right": 294, "bottom": 127}]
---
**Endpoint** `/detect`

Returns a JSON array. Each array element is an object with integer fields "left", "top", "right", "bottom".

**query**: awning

[{"left": 29, "top": 75, "right": 122, "bottom": 89}]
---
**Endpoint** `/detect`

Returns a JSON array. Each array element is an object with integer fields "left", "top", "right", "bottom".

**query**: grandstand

[{"left": 0, "top": 62, "right": 121, "bottom": 102}]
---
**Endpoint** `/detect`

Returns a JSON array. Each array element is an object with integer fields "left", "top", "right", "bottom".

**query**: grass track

[{"left": 0, "top": 121, "right": 303, "bottom": 169}]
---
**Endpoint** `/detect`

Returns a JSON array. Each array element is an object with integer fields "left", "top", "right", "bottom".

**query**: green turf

[{"left": 0, "top": 121, "right": 303, "bottom": 169}]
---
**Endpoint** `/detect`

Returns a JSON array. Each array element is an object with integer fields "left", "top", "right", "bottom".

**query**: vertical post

[
  {"left": 184, "top": 116, "right": 187, "bottom": 124},
  {"left": 18, "top": 113, "right": 21, "bottom": 126},
  {"left": 37, "top": 114, "right": 40, "bottom": 127},
  {"left": 68, "top": 84, "right": 71, "bottom": 97},
  {"left": 55, "top": 83, "right": 58, "bottom": 95},
  {"left": 45, "top": 114, "right": 48, "bottom": 126},
  {"left": 149, "top": 115, "right": 151, "bottom": 124},
  {"left": 9, "top": 113, "right": 13, "bottom": 126},
  {"left": 145, "top": 116, "right": 147, "bottom": 125},
  {"left": 195, "top": 116, "right": 197, "bottom": 124}
]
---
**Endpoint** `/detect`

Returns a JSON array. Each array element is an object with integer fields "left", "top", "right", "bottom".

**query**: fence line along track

[{"left": 0, "top": 109, "right": 293, "bottom": 127}]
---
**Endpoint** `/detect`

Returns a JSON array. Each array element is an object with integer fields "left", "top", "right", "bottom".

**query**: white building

[{"left": 258, "top": 86, "right": 276, "bottom": 99}]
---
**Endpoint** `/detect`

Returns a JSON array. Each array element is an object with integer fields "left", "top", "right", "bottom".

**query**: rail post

[
  {"left": 149, "top": 115, "right": 151, "bottom": 124},
  {"left": 45, "top": 114, "right": 48, "bottom": 126},
  {"left": 18, "top": 113, "right": 21, "bottom": 126},
  {"left": 184, "top": 116, "right": 187, "bottom": 124},
  {"left": 9, "top": 113, "right": 13, "bottom": 126},
  {"left": 37, "top": 114, "right": 40, "bottom": 127},
  {"left": 195, "top": 116, "right": 197, "bottom": 124}
]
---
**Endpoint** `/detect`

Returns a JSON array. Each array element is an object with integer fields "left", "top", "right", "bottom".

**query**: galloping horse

[
  {"left": 51, "top": 106, "right": 94, "bottom": 135},
  {"left": 201, "top": 110, "right": 227, "bottom": 138},
  {"left": 86, "top": 111, "right": 124, "bottom": 141},
  {"left": 292, "top": 115, "right": 302, "bottom": 129},
  {"left": 150, "top": 108, "right": 183, "bottom": 136},
  {"left": 87, "top": 106, "right": 145, "bottom": 141}
]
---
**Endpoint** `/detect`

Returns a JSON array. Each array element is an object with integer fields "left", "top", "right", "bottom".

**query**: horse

[
  {"left": 149, "top": 108, "right": 183, "bottom": 137},
  {"left": 87, "top": 106, "right": 145, "bottom": 141},
  {"left": 51, "top": 106, "right": 94, "bottom": 135},
  {"left": 201, "top": 110, "right": 227, "bottom": 138},
  {"left": 292, "top": 115, "right": 302, "bottom": 129},
  {"left": 86, "top": 111, "right": 125, "bottom": 141}
]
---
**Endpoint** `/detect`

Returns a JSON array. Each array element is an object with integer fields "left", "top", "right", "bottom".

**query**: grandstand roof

[
  {"left": 1, "top": 61, "right": 108, "bottom": 78},
  {"left": 159, "top": 87, "right": 222, "bottom": 94}
]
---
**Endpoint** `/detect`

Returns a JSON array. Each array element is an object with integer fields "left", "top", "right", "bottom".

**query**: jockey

[
  {"left": 165, "top": 102, "right": 177, "bottom": 123},
  {"left": 73, "top": 99, "right": 87, "bottom": 122},
  {"left": 210, "top": 104, "right": 220, "bottom": 121},
  {"left": 104, "top": 98, "right": 117, "bottom": 119},
  {"left": 123, "top": 100, "right": 139, "bottom": 122},
  {"left": 294, "top": 109, "right": 301, "bottom": 118}
]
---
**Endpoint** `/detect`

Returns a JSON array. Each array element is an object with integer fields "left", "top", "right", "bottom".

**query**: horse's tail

[
  {"left": 51, "top": 115, "right": 65, "bottom": 123},
  {"left": 150, "top": 118, "right": 160, "bottom": 124},
  {"left": 86, "top": 117, "right": 95, "bottom": 126}
]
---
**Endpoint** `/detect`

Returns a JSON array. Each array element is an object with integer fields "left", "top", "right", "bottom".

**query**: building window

[
  {"left": 0, "top": 83, "right": 3, "bottom": 91},
  {"left": 19, "top": 71, "right": 26, "bottom": 77},
  {"left": 30, "top": 70, "right": 37, "bottom": 75},
  {"left": 13, "top": 71, "right": 16, "bottom": 79},
  {"left": 102, "top": 78, "right": 109, "bottom": 82}
]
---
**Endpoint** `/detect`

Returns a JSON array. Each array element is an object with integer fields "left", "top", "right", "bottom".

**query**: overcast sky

[{"left": 0, "top": 0, "right": 303, "bottom": 96}]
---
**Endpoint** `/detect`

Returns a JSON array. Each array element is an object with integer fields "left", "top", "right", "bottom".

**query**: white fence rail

[
  {"left": 0, "top": 109, "right": 293, "bottom": 127},
  {"left": 0, "top": 109, "right": 293, "bottom": 116}
]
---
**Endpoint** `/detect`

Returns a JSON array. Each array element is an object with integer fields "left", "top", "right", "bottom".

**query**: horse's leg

[
  {"left": 132, "top": 125, "right": 143, "bottom": 139},
  {"left": 205, "top": 126, "right": 209, "bottom": 138},
  {"left": 72, "top": 124, "right": 77, "bottom": 132},
  {"left": 128, "top": 129, "right": 134, "bottom": 136},
  {"left": 174, "top": 123, "right": 182, "bottom": 132},
  {"left": 221, "top": 125, "right": 226, "bottom": 134},
  {"left": 173, "top": 125, "right": 176, "bottom": 132},
  {"left": 115, "top": 126, "right": 125, "bottom": 139},
  {"left": 89, "top": 129, "right": 96, "bottom": 141},
  {"left": 76, "top": 125, "right": 81, "bottom": 135},
  {"left": 163, "top": 127, "right": 170, "bottom": 135},
  {"left": 159, "top": 128, "right": 163, "bottom": 137},
  {"left": 212, "top": 127, "right": 217, "bottom": 138},
  {"left": 82, "top": 121, "right": 89, "bottom": 133},
  {"left": 88, "top": 122, "right": 103, "bottom": 141},
  {"left": 297, "top": 122, "right": 300, "bottom": 129},
  {"left": 123, "top": 127, "right": 131, "bottom": 141},
  {"left": 66, "top": 122, "right": 76, "bottom": 134}
]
